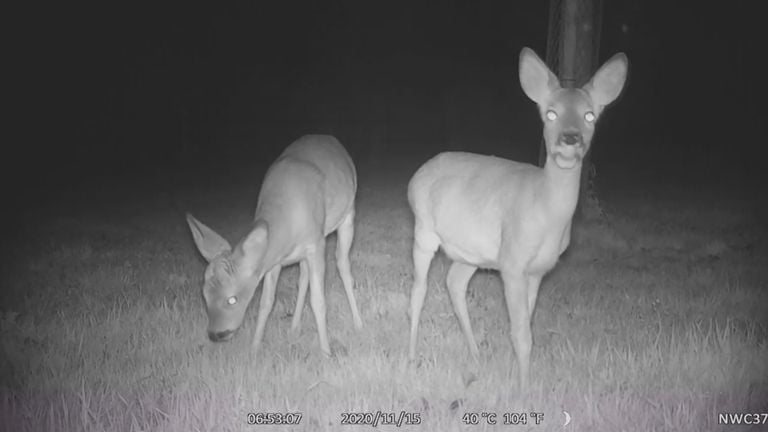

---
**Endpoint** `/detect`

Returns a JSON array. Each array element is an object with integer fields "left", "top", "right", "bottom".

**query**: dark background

[{"left": 5, "top": 0, "right": 762, "bottom": 221}]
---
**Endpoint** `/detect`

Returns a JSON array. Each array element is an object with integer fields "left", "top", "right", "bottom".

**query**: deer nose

[
  {"left": 562, "top": 132, "right": 582, "bottom": 146},
  {"left": 208, "top": 329, "right": 234, "bottom": 342}
]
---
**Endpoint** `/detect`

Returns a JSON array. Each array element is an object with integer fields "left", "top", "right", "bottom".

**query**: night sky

[{"left": 5, "top": 1, "right": 762, "bottom": 221}]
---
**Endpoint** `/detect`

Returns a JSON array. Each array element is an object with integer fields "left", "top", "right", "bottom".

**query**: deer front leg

[
  {"left": 502, "top": 269, "right": 532, "bottom": 391},
  {"left": 252, "top": 265, "right": 282, "bottom": 355},
  {"left": 291, "top": 259, "right": 309, "bottom": 333},
  {"left": 307, "top": 241, "right": 331, "bottom": 356}
]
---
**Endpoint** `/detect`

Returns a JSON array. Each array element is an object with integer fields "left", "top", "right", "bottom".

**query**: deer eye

[
  {"left": 227, "top": 296, "right": 237, "bottom": 306},
  {"left": 546, "top": 110, "right": 558, "bottom": 121},
  {"left": 584, "top": 111, "right": 595, "bottom": 122}
]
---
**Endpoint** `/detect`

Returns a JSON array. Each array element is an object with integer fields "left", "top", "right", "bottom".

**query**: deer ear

[
  {"left": 186, "top": 213, "right": 231, "bottom": 262},
  {"left": 519, "top": 47, "right": 560, "bottom": 106},
  {"left": 584, "top": 53, "right": 628, "bottom": 108}
]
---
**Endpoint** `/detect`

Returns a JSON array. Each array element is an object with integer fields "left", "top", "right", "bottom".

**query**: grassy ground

[{"left": 1, "top": 158, "right": 766, "bottom": 432}]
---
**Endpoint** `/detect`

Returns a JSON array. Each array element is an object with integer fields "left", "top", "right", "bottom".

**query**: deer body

[
  {"left": 187, "top": 135, "right": 363, "bottom": 357},
  {"left": 407, "top": 48, "right": 628, "bottom": 389},
  {"left": 410, "top": 153, "right": 578, "bottom": 272},
  {"left": 254, "top": 139, "right": 356, "bottom": 265}
]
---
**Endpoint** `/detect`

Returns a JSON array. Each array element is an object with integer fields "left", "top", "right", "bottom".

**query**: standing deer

[
  {"left": 407, "top": 47, "right": 627, "bottom": 389},
  {"left": 186, "top": 135, "right": 364, "bottom": 356}
]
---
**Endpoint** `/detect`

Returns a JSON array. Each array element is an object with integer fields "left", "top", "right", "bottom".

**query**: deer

[
  {"left": 186, "top": 135, "right": 364, "bottom": 357},
  {"left": 407, "top": 47, "right": 627, "bottom": 389}
]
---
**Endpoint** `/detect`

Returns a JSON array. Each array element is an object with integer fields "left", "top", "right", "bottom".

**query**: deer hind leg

[
  {"left": 527, "top": 274, "right": 543, "bottom": 325},
  {"left": 291, "top": 259, "right": 309, "bottom": 332},
  {"left": 408, "top": 222, "right": 440, "bottom": 359},
  {"left": 252, "top": 265, "right": 282, "bottom": 354},
  {"left": 446, "top": 261, "right": 479, "bottom": 363},
  {"left": 307, "top": 240, "right": 331, "bottom": 356},
  {"left": 336, "top": 210, "right": 363, "bottom": 330},
  {"left": 502, "top": 269, "right": 532, "bottom": 390}
]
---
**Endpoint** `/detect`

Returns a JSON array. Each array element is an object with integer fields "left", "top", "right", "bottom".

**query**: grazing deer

[
  {"left": 186, "top": 135, "right": 364, "bottom": 356},
  {"left": 407, "top": 47, "right": 627, "bottom": 389}
]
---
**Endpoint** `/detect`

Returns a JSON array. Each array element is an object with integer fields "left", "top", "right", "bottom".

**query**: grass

[{"left": 1, "top": 160, "right": 766, "bottom": 432}]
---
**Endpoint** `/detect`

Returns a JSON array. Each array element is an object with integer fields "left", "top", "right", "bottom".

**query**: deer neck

[
  {"left": 540, "top": 154, "right": 583, "bottom": 220},
  {"left": 249, "top": 206, "right": 298, "bottom": 271}
]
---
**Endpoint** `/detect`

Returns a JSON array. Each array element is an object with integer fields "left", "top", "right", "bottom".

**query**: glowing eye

[
  {"left": 546, "top": 110, "right": 558, "bottom": 121},
  {"left": 585, "top": 112, "right": 595, "bottom": 122},
  {"left": 227, "top": 296, "right": 237, "bottom": 305}
]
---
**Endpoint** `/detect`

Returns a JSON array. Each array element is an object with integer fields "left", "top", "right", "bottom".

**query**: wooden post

[{"left": 542, "top": 0, "right": 603, "bottom": 219}]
